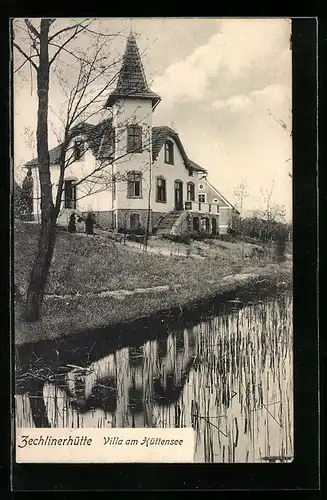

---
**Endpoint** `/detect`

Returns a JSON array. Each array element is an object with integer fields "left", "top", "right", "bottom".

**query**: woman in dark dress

[
  {"left": 68, "top": 212, "right": 76, "bottom": 233},
  {"left": 85, "top": 212, "right": 96, "bottom": 235}
]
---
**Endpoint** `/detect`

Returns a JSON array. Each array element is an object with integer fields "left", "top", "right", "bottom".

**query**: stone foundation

[
  {"left": 187, "top": 213, "right": 220, "bottom": 234},
  {"left": 64, "top": 207, "right": 230, "bottom": 235},
  {"left": 80, "top": 211, "right": 114, "bottom": 230},
  {"left": 116, "top": 209, "right": 153, "bottom": 232},
  {"left": 92, "top": 211, "right": 114, "bottom": 230}
]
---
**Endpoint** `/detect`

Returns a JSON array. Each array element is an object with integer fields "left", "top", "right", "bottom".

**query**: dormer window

[
  {"left": 127, "top": 125, "right": 142, "bottom": 153},
  {"left": 74, "top": 139, "right": 84, "bottom": 161},
  {"left": 164, "top": 140, "right": 174, "bottom": 164}
]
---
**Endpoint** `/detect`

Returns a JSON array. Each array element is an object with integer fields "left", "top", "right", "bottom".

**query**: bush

[
  {"left": 186, "top": 230, "right": 219, "bottom": 241},
  {"left": 117, "top": 227, "right": 146, "bottom": 236},
  {"left": 161, "top": 234, "right": 191, "bottom": 245},
  {"left": 215, "top": 233, "right": 237, "bottom": 242},
  {"left": 178, "top": 234, "right": 192, "bottom": 245},
  {"left": 126, "top": 233, "right": 147, "bottom": 243}
]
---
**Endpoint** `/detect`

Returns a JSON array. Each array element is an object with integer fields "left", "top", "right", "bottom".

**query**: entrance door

[
  {"left": 174, "top": 180, "right": 183, "bottom": 211},
  {"left": 212, "top": 217, "right": 217, "bottom": 235}
]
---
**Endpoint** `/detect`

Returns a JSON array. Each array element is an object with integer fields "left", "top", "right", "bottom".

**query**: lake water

[{"left": 15, "top": 290, "right": 293, "bottom": 463}]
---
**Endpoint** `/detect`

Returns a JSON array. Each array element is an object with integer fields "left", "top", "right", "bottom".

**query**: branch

[
  {"left": 67, "top": 46, "right": 119, "bottom": 129},
  {"left": 49, "top": 42, "right": 90, "bottom": 65},
  {"left": 24, "top": 19, "right": 40, "bottom": 39},
  {"left": 70, "top": 67, "right": 120, "bottom": 126},
  {"left": 49, "top": 21, "right": 94, "bottom": 66},
  {"left": 48, "top": 19, "right": 92, "bottom": 42},
  {"left": 14, "top": 58, "right": 29, "bottom": 73},
  {"left": 13, "top": 42, "right": 38, "bottom": 71},
  {"left": 84, "top": 27, "right": 126, "bottom": 38}
]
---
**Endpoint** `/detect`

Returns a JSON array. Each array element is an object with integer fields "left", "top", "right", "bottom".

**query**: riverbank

[{"left": 14, "top": 220, "right": 292, "bottom": 346}]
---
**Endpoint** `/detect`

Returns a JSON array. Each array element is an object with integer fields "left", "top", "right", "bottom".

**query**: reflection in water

[{"left": 15, "top": 292, "right": 293, "bottom": 463}]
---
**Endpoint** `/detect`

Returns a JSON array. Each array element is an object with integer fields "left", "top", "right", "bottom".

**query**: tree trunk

[
  {"left": 25, "top": 212, "right": 57, "bottom": 321},
  {"left": 25, "top": 20, "right": 57, "bottom": 322}
]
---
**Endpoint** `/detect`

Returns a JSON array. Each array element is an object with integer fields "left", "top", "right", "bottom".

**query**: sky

[{"left": 13, "top": 18, "right": 292, "bottom": 220}]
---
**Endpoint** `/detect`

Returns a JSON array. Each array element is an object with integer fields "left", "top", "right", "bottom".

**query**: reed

[{"left": 15, "top": 292, "right": 293, "bottom": 463}]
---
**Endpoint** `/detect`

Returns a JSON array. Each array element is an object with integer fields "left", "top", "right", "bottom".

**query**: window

[
  {"left": 156, "top": 177, "right": 167, "bottom": 203},
  {"left": 74, "top": 139, "right": 84, "bottom": 161},
  {"left": 64, "top": 180, "right": 76, "bottom": 209},
  {"left": 112, "top": 176, "right": 116, "bottom": 200},
  {"left": 130, "top": 213, "right": 140, "bottom": 230},
  {"left": 127, "top": 171, "right": 142, "bottom": 198},
  {"left": 127, "top": 125, "right": 142, "bottom": 153},
  {"left": 187, "top": 182, "right": 195, "bottom": 202},
  {"left": 189, "top": 169, "right": 193, "bottom": 177},
  {"left": 164, "top": 140, "right": 174, "bottom": 164},
  {"left": 198, "top": 194, "right": 206, "bottom": 203}
]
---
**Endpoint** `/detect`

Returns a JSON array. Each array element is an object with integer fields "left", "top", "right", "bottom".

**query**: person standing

[
  {"left": 68, "top": 212, "right": 76, "bottom": 233},
  {"left": 22, "top": 167, "right": 34, "bottom": 219},
  {"left": 76, "top": 216, "right": 85, "bottom": 233},
  {"left": 85, "top": 212, "right": 96, "bottom": 235}
]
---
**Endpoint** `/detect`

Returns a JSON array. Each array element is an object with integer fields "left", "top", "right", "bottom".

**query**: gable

[
  {"left": 25, "top": 119, "right": 115, "bottom": 168},
  {"left": 199, "top": 179, "right": 236, "bottom": 209},
  {"left": 152, "top": 126, "right": 207, "bottom": 174}
]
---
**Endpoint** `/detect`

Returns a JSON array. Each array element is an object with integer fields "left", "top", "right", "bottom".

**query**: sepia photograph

[{"left": 13, "top": 17, "right": 293, "bottom": 464}]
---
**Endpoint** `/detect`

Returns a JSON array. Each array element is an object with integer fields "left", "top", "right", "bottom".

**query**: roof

[
  {"left": 151, "top": 126, "right": 207, "bottom": 173},
  {"left": 188, "top": 159, "right": 207, "bottom": 173},
  {"left": 25, "top": 122, "right": 208, "bottom": 175},
  {"left": 105, "top": 32, "right": 161, "bottom": 109},
  {"left": 25, "top": 119, "right": 115, "bottom": 168},
  {"left": 25, "top": 143, "right": 62, "bottom": 168}
]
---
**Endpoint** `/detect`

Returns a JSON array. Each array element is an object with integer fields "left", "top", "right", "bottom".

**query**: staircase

[{"left": 155, "top": 211, "right": 183, "bottom": 235}]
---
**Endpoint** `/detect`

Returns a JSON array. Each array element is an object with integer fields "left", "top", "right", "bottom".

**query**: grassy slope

[
  {"left": 14, "top": 221, "right": 251, "bottom": 295},
  {"left": 14, "top": 221, "right": 292, "bottom": 344}
]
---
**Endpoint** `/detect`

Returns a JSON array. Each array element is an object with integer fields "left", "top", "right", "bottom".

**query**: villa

[{"left": 25, "top": 32, "right": 237, "bottom": 235}]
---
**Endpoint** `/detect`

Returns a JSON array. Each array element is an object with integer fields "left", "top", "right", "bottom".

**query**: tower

[{"left": 105, "top": 31, "right": 161, "bottom": 231}]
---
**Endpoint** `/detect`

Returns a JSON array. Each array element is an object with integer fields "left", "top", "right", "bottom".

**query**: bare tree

[
  {"left": 258, "top": 175, "right": 286, "bottom": 224},
  {"left": 13, "top": 18, "right": 153, "bottom": 322},
  {"left": 233, "top": 179, "right": 249, "bottom": 219}
]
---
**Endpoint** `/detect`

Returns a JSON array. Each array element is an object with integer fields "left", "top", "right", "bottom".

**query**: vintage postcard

[{"left": 13, "top": 17, "right": 293, "bottom": 465}]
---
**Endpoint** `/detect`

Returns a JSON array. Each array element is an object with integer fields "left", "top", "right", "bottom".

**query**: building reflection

[{"left": 53, "top": 325, "right": 198, "bottom": 426}]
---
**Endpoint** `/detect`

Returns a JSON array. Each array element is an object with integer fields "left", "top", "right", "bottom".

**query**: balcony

[{"left": 184, "top": 200, "right": 219, "bottom": 214}]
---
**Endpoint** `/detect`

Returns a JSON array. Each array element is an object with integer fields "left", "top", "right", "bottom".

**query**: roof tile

[{"left": 105, "top": 32, "right": 161, "bottom": 109}]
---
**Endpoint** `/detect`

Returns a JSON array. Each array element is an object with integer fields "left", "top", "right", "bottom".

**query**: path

[{"left": 43, "top": 273, "right": 258, "bottom": 302}]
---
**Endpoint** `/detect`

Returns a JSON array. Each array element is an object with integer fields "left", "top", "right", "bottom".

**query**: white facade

[
  {"left": 152, "top": 136, "right": 197, "bottom": 213},
  {"left": 112, "top": 98, "right": 152, "bottom": 212}
]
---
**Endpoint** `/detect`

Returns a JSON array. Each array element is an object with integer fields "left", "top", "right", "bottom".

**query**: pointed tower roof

[{"left": 105, "top": 32, "right": 161, "bottom": 110}]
